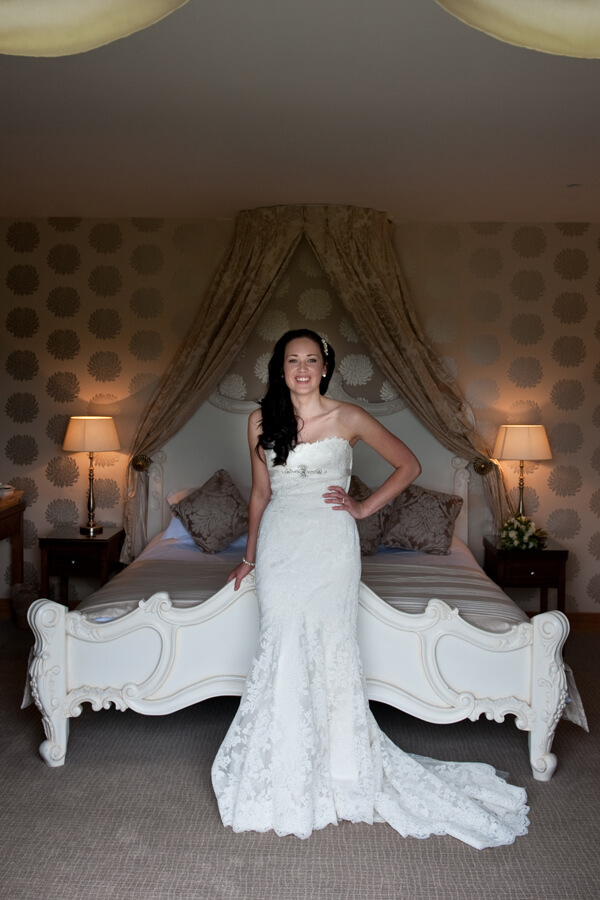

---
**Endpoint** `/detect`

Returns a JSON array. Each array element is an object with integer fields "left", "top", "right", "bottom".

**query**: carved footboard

[
  {"left": 357, "top": 585, "right": 570, "bottom": 781},
  {"left": 27, "top": 577, "right": 260, "bottom": 767},
  {"left": 28, "top": 582, "right": 570, "bottom": 778}
]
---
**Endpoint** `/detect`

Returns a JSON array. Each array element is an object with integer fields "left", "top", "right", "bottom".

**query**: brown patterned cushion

[
  {"left": 382, "top": 484, "right": 463, "bottom": 555},
  {"left": 348, "top": 475, "right": 389, "bottom": 556},
  {"left": 170, "top": 469, "right": 248, "bottom": 553}
]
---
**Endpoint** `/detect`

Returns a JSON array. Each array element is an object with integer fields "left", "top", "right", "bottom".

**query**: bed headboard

[{"left": 146, "top": 401, "right": 471, "bottom": 546}]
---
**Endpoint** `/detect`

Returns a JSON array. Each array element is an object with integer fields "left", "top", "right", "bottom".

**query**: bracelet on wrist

[{"left": 242, "top": 557, "right": 255, "bottom": 567}]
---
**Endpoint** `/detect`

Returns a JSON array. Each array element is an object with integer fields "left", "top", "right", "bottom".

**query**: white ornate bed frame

[{"left": 26, "top": 404, "right": 570, "bottom": 779}]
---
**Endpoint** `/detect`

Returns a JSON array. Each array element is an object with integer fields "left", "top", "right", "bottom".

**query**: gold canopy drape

[{"left": 122, "top": 205, "right": 511, "bottom": 561}]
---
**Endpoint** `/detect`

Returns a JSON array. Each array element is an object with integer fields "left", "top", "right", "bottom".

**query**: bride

[{"left": 211, "top": 329, "right": 529, "bottom": 849}]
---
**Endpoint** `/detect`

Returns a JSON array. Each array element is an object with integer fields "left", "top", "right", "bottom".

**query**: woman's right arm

[{"left": 227, "top": 410, "right": 271, "bottom": 591}]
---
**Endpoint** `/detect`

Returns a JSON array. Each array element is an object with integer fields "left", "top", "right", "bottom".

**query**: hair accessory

[
  {"left": 242, "top": 557, "right": 255, "bottom": 567},
  {"left": 322, "top": 338, "right": 329, "bottom": 357}
]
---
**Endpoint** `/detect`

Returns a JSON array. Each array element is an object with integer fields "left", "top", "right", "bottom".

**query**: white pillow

[{"left": 160, "top": 515, "right": 192, "bottom": 541}]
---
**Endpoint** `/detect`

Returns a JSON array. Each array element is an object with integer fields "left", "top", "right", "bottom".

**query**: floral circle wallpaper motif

[
  {"left": 47, "top": 286, "right": 81, "bottom": 317},
  {"left": 89, "top": 223, "right": 123, "bottom": 253},
  {"left": 45, "top": 414, "right": 70, "bottom": 445},
  {"left": 131, "top": 218, "right": 164, "bottom": 233},
  {"left": 512, "top": 226, "right": 546, "bottom": 257},
  {"left": 47, "top": 244, "right": 81, "bottom": 275},
  {"left": 553, "top": 293, "right": 587, "bottom": 323},
  {"left": 129, "top": 373, "right": 158, "bottom": 395},
  {"left": 5, "top": 393, "right": 39, "bottom": 423},
  {"left": 45, "top": 498, "right": 79, "bottom": 527},
  {"left": 46, "top": 372, "right": 80, "bottom": 403},
  {"left": 88, "top": 351, "right": 122, "bottom": 382},
  {"left": 508, "top": 399, "right": 542, "bottom": 424},
  {"left": 5, "top": 435, "right": 39, "bottom": 466},
  {"left": 546, "top": 508, "right": 581, "bottom": 539},
  {"left": 88, "top": 265, "right": 122, "bottom": 296},
  {"left": 510, "top": 270, "right": 545, "bottom": 302},
  {"left": 509, "top": 314, "right": 544, "bottom": 345},
  {"left": 550, "top": 379, "right": 585, "bottom": 410},
  {"left": 6, "top": 350, "right": 39, "bottom": 381},
  {"left": 590, "top": 533, "right": 600, "bottom": 561},
  {"left": 550, "top": 423, "right": 584, "bottom": 454},
  {"left": 548, "top": 466, "right": 583, "bottom": 497},
  {"left": 45, "top": 456, "right": 79, "bottom": 488},
  {"left": 47, "top": 330, "right": 81, "bottom": 360},
  {"left": 554, "top": 248, "right": 588, "bottom": 280},
  {"left": 93, "top": 478, "right": 120, "bottom": 508},
  {"left": 507, "top": 357, "right": 543, "bottom": 388},
  {"left": 47, "top": 217, "right": 81, "bottom": 232},
  {"left": 6, "top": 222, "right": 40, "bottom": 252},
  {"left": 1, "top": 218, "right": 599, "bottom": 612},
  {"left": 88, "top": 308, "right": 122, "bottom": 339},
  {"left": 6, "top": 307, "right": 39, "bottom": 338},
  {"left": 551, "top": 336, "right": 586, "bottom": 367}
]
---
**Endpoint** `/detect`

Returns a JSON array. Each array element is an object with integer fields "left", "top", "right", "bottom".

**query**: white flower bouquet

[{"left": 499, "top": 515, "right": 547, "bottom": 550}]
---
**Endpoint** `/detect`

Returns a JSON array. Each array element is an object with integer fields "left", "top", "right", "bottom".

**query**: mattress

[{"left": 77, "top": 532, "right": 528, "bottom": 633}]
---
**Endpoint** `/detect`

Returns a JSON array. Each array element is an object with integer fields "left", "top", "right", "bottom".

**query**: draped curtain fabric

[
  {"left": 123, "top": 205, "right": 511, "bottom": 561},
  {"left": 122, "top": 208, "right": 303, "bottom": 559},
  {"left": 0, "top": 0, "right": 188, "bottom": 57}
]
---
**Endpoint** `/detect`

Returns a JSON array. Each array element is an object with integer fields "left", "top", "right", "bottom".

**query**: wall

[
  {"left": 393, "top": 223, "right": 599, "bottom": 613},
  {"left": 1, "top": 217, "right": 233, "bottom": 606},
  {"left": 1, "top": 218, "right": 598, "bottom": 612}
]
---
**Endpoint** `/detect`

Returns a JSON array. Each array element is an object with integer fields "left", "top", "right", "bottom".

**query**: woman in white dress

[{"left": 211, "top": 329, "right": 529, "bottom": 849}]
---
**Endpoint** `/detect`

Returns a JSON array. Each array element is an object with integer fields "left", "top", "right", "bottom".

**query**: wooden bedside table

[
  {"left": 483, "top": 535, "right": 568, "bottom": 614},
  {"left": 39, "top": 526, "right": 125, "bottom": 607}
]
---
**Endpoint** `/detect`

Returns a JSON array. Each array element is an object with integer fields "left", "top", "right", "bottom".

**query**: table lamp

[
  {"left": 492, "top": 424, "right": 552, "bottom": 517},
  {"left": 62, "top": 415, "right": 120, "bottom": 536}
]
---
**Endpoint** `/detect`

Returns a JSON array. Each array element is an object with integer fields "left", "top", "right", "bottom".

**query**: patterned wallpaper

[
  {"left": 1, "top": 217, "right": 233, "bottom": 605},
  {"left": 393, "top": 223, "right": 600, "bottom": 613},
  {"left": 1, "top": 217, "right": 599, "bottom": 613}
]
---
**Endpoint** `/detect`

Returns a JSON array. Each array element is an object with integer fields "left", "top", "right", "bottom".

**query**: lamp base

[{"left": 80, "top": 524, "right": 103, "bottom": 537}]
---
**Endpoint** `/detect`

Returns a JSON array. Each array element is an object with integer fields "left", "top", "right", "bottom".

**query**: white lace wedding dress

[{"left": 211, "top": 437, "right": 529, "bottom": 849}]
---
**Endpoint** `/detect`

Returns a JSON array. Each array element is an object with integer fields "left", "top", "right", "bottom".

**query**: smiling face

[{"left": 282, "top": 337, "right": 326, "bottom": 395}]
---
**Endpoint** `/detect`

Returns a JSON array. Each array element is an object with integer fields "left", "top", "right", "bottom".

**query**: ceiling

[{"left": 1, "top": 0, "right": 600, "bottom": 222}]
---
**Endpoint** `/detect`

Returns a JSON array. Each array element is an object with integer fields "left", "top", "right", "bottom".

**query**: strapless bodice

[{"left": 266, "top": 437, "right": 352, "bottom": 503}]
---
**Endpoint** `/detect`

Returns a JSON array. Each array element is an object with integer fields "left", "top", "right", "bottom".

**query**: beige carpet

[{"left": 1, "top": 623, "right": 598, "bottom": 900}]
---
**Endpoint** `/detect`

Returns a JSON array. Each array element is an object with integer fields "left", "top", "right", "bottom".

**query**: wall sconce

[
  {"left": 62, "top": 416, "right": 120, "bottom": 537},
  {"left": 493, "top": 424, "right": 552, "bottom": 517}
]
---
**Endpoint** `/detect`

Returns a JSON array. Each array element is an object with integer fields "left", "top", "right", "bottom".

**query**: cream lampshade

[
  {"left": 492, "top": 424, "right": 552, "bottom": 517},
  {"left": 63, "top": 416, "right": 120, "bottom": 536}
]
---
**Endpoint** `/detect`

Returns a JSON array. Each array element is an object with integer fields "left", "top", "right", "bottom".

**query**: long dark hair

[{"left": 257, "top": 329, "right": 336, "bottom": 465}]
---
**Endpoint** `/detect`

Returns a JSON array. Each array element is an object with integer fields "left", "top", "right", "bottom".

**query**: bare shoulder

[
  {"left": 337, "top": 402, "right": 375, "bottom": 437},
  {"left": 339, "top": 403, "right": 421, "bottom": 472},
  {"left": 248, "top": 407, "right": 262, "bottom": 432}
]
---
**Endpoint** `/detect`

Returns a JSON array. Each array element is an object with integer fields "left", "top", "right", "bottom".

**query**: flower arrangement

[{"left": 499, "top": 515, "right": 547, "bottom": 550}]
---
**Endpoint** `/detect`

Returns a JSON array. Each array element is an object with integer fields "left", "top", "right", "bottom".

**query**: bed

[{"left": 25, "top": 402, "right": 579, "bottom": 781}]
